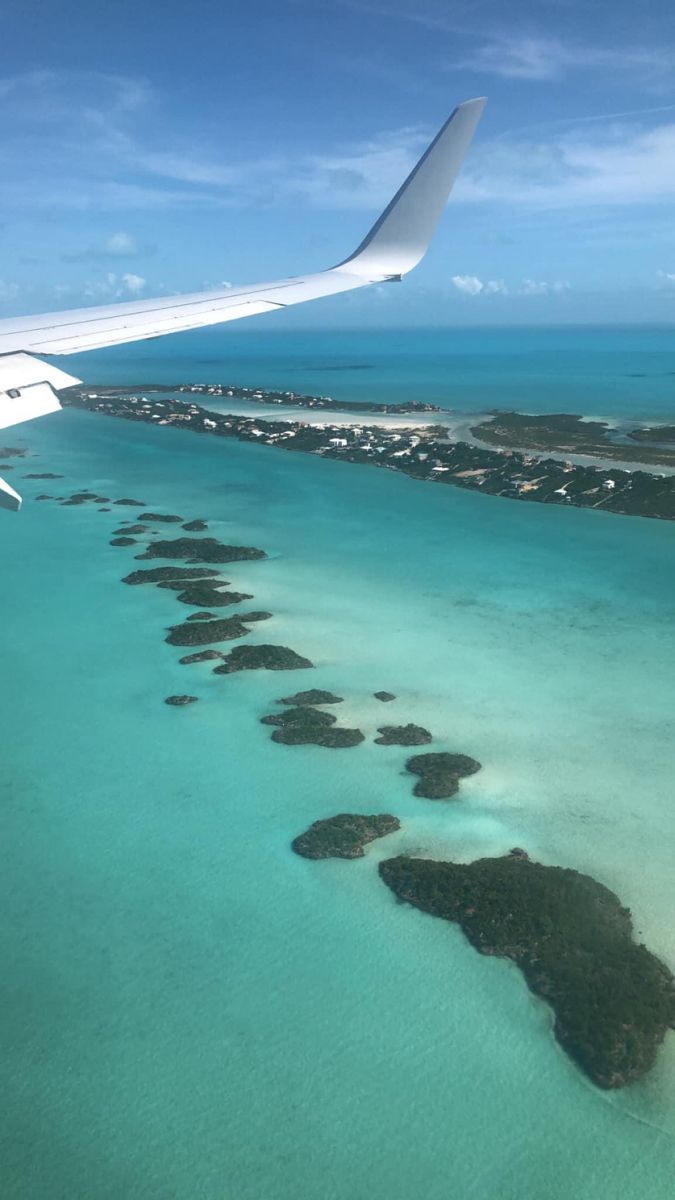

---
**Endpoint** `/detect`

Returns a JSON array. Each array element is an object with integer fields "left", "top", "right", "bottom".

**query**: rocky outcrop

[
  {"left": 405, "top": 751, "right": 481, "bottom": 799},
  {"left": 122, "top": 566, "right": 222, "bottom": 585},
  {"left": 272, "top": 726, "right": 364, "bottom": 747},
  {"left": 179, "top": 649, "right": 224, "bottom": 665},
  {"left": 182, "top": 519, "right": 208, "bottom": 531},
  {"left": 278, "top": 689, "right": 344, "bottom": 706},
  {"left": 139, "top": 512, "right": 183, "bottom": 523},
  {"left": 213, "top": 644, "right": 313, "bottom": 674},
  {"left": 261, "top": 706, "right": 336, "bottom": 729},
  {"left": 166, "top": 617, "right": 251, "bottom": 646},
  {"left": 136, "top": 536, "right": 266, "bottom": 564},
  {"left": 110, "top": 536, "right": 137, "bottom": 546},
  {"left": 293, "top": 813, "right": 400, "bottom": 859},
  {"left": 374, "top": 724, "right": 432, "bottom": 746}
]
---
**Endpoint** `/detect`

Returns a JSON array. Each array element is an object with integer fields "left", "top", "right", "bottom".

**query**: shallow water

[{"left": 2, "top": 364, "right": 675, "bottom": 1197}]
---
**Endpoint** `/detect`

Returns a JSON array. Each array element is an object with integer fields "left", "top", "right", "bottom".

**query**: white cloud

[
  {"left": 83, "top": 272, "right": 146, "bottom": 299},
  {"left": 657, "top": 270, "right": 675, "bottom": 285},
  {"left": 61, "top": 230, "right": 153, "bottom": 261},
  {"left": 0, "top": 280, "right": 20, "bottom": 303},
  {"left": 452, "top": 275, "right": 507, "bottom": 296},
  {"left": 453, "top": 33, "right": 668, "bottom": 82},
  {"left": 103, "top": 231, "right": 140, "bottom": 256},
  {"left": 455, "top": 121, "right": 675, "bottom": 210},
  {"left": 519, "top": 279, "right": 569, "bottom": 296}
]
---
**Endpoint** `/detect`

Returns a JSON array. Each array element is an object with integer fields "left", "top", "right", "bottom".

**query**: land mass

[
  {"left": 60, "top": 387, "right": 675, "bottom": 522},
  {"left": 471, "top": 410, "right": 675, "bottom": 468},
  {"left": 76, "top": 381, "right": 440, "bottom": 415},
  {"left": 293, "top": 813, "right": 400, "bottom": 858},
  {"left": 379, "top": 854, "right": 675, "bottom": 1089}
]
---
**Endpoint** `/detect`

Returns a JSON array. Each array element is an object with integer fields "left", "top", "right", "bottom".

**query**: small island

[
  {"left": 173, "top": 583, "right": 253, "bottom": 608},
  {"left": 164, "top": 694, "right": 199, "bottom": 706},
  {"left": 293, "top": 813, "right": 400, "bottom": 859},
  {"left": 166, "top": 616, "right": 251, "bottom": 646},
  {"left": 375, "top": 724, "right": 432, "bottom": 746},
  {"left": 379, "top": 854, "right": 675, "bottom": 1089},
  {"left": 213, "top": 644, "right": 313, "bottom": 673},
  {"left": 261, "top": 705, "right": 363, "bottom": 746},
  {"left": 139, "top": 512, "right": 183, "bottom": 523},
  {"left": 122, "top": 566, "right": 222, "bottom": 585},
  {"left": 406, "top": 751, "right": 481, "bottom": 799},
  {"left": 136, "top": 536, "right": 266, "bottom": 564},
  {"left": 278, "top": 689, "right": 344, "bottom": 706}
]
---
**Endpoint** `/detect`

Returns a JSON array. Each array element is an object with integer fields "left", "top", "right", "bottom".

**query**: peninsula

[{"left": 60, "top": 386, "right": 675, "bottom": 522}]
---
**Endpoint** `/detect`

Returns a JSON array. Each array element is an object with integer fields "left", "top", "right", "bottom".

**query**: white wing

[{"left": 0, "top": 97, "right": 485, "bottom": 510}]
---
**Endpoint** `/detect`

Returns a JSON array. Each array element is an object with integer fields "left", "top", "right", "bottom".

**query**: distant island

[
  {"left": 60, "top": 385, "right": 675, "bottom": 522},
  {"left": 471, "top": 410, "right": 675, "bottom": 468},
  {"left": 79, "top": 382, "right": 440, "bottom": 416}
]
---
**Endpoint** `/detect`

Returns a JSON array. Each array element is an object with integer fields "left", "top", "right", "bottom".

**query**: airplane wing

[{"left": 0, "top": 97, "right": 485, "bottom": 510}]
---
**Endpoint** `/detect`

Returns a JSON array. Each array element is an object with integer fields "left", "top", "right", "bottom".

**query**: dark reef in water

[
  {"left": 114, "top": 524, "right": 148, "bottom": 535},
  {"left": 179, "top": 649, "right": 224, "bottom": 664},
  {"left": 375, "top": 724, "right": 432, "bottom": 746},
  {"left": 379, "top": 854, "right": 675, "bottom": 1089},
  {"left": 213, "top": 644, "right": 313, "bottom": 674},
  {"left": 406, "top": 751, "right": 481, "bottom": 799},
  {"left": 293, "top": 813, "right": 400, "bottom": 859},
  {"left": 262, "top": 705, "right": 336, "bottom": 731},
  {"left": 110, "top": 536, "right": 137, "bottom": 546},
  {"left": 186, "top": 610, "right": 217, "bottom": 621},
  {"left": 23, "top": 472, "right": 63, "bottom": 479},
  {"left": 136, "top": 536, "right": 266, "bottom": 564},
  {"left": 183, "top": 519, "right": 208, "bottom": 531},
  {"left": 114, "top": 498, "right": 146, "bottom": 506},
  {"left": 122, "top": 566, "right": 222, "bottom": 585},
  {"left": 0, "top": 446, "right": 27, "bottom": 458},
  {"left": 278, "top": 689, "right": 344, "bottom": 706},
  {"left": 166, "top": 616, "right": 251, "bottom": 646},
  {"left": 272, "top": 726, "right": 364, "bottom": 747},
  {"left": 173, "top": 583, "right": 253, "bottom": 607},
  {"left": 261, "top": 706, "right": 363, "bottom": 746},
  {"left": 165, "top": 694, "right": 199, "bottom": 706},
  {"left": 374, "top": 691, "right": 397, "bottom": 702},
  {"left": 140, "top": 512, "right": 183, "bottom": 523}
]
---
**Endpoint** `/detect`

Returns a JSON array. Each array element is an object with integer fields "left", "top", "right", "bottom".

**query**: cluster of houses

[{"left": 76, "top": 388, "right": 660, "bottom": 517}]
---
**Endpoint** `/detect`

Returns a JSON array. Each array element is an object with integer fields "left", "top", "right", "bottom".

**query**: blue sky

[{"left": 2, "top": 0, "right": 675, "bottom": 325}]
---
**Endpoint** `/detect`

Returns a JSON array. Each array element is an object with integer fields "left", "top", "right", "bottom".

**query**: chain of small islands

[{"left": 3, "top": 381, "right": 674, "bottom": 1093}]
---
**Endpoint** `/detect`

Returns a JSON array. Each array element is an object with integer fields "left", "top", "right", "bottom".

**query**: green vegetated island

[
  {"left": 380, "top": 853, "right": 675, "bottom": 1089},
  {"left": 60, "top": 385, "right": 675, "bottom": 521},
  {"left": 472, "top": 410, "right": 675, "bottom": 467}
]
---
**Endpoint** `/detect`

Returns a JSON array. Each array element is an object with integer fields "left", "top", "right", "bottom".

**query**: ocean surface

[{"left": 3, "top": 326, "right": 675, "bottom": 1199}]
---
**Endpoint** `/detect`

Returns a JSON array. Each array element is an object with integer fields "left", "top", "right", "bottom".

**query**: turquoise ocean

[{"left": 2, "top": 326, "right": 675, "bottom": 1199}]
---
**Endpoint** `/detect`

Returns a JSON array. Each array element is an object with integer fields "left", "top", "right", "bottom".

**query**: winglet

[{"left": 337, "top": 97, "right": 486, "bottom": 279}]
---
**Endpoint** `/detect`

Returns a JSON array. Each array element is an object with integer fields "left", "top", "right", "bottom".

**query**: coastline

[{"left": 59, "top": 383, "right": 675, "bottom": 522}]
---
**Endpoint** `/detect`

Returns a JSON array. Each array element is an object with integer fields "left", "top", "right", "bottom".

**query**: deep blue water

[{"left": 57, "top": 325, "right": 675, "bottom": 420}]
